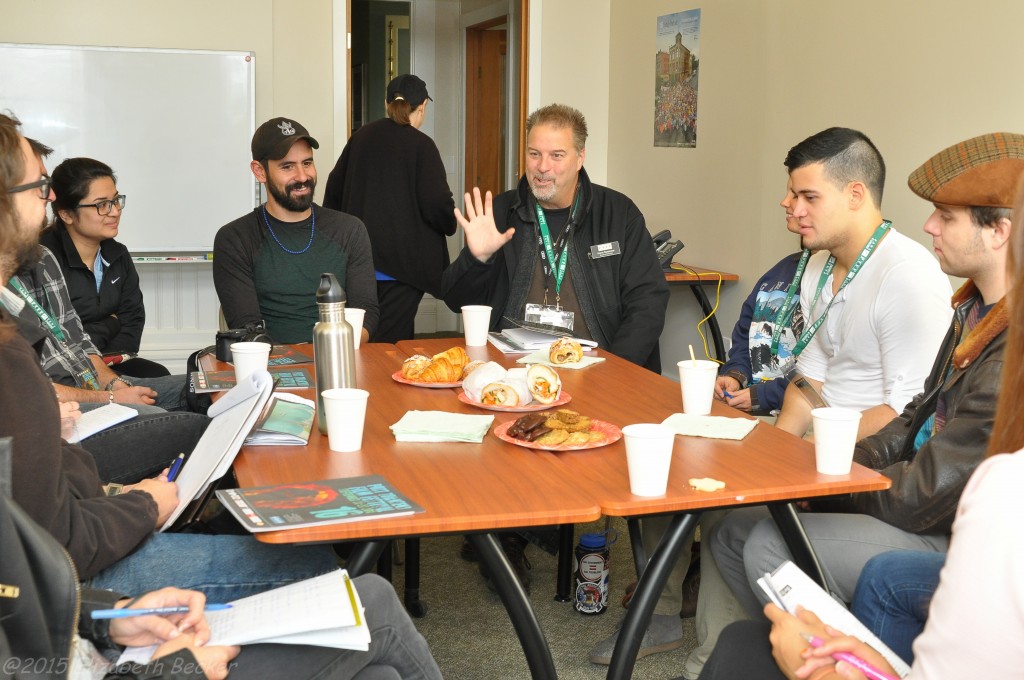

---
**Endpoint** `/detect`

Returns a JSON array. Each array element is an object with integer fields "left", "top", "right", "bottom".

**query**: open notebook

[
  {"left": 758, "top": 560, "right": 911, "bottom": 678},
  {"left": 117, "top": 569, "right": 369, "bottom": 664},
  {"left": 160, "top": 370, "right": 274, "bottom": 532}
]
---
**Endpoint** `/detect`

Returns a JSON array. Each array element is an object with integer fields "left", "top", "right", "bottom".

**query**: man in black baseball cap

[{"left": 213, "top": 117, "right": 379, "bottom": 344}]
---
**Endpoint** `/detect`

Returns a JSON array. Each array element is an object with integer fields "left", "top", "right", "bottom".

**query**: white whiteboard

[{"left": 0, "top": 44, "right": 256, "bottom": 252}]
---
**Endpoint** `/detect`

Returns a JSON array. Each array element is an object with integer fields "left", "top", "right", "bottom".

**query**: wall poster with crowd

[{"left": 654, "top": 8, "right": 701, "bottom": 148}]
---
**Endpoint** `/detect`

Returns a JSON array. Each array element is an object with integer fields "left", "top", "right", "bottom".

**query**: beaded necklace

[{"left": 261, "top": 203, "right": 315, "bottom": 254}]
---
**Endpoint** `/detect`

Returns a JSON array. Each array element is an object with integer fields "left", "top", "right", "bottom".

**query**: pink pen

[{"left": 801, "top": 633, "right": 900, "bottom": 680}]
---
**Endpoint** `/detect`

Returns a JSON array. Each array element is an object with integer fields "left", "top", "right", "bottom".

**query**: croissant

[
  {"left": 401, "top": 355, "right": 432, "bottom": 380},
  {"left": 549, "top": 338, "right": 583, "bottom": 364},
  {"left": 432, "top": 346, "right": 469, "bottom": 374},
  {"left": 416, "top": 356, "right": 462, "bottom": 383}
]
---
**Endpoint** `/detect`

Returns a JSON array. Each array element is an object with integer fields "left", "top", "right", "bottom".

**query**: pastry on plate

[
  {"left": 401, "top": 355, "right": 431, "bottom": 380},
  {"left": 549, "top": 338, "right": 583, "bottom": 364}
]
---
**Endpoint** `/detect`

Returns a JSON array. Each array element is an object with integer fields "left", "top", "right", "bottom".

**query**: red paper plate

[{"left": 494, "top": 418, "right": 622, "bottom": 451}]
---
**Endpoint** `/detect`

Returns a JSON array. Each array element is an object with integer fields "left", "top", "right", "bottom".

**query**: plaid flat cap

[{"left": 908, "top": 132, "right": 1024, "bottom": 208}]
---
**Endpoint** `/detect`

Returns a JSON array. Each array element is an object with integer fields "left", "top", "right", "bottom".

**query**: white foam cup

[
  {"left": 230, "top": 341, "right": 272, "bottom": 383},
  {"left": 344, "top": 307, "right": 366, "bottom": 349},
  {"left": 622, "top": 423, "right": 676, "bottom": 497},
  {"left": 811, "top": 407, "right": 862, "bottom": 475},
  {"left": 677, "top": 359, "right": 719, "bottom": 415},
  {"left": 321, "top": 388, "right": 370, "bottom": 452},
  {"left": 461, "top": 305, "right": 492, "bottom": 347}
]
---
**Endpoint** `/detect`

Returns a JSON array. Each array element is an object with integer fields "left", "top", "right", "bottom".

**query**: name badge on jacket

[{"left": 590, "top": 241, "right": 621, "bottom": 259}]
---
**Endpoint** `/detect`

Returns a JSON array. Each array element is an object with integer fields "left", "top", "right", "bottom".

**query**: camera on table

[{"left": 215, "top": 321, "right": 272, "bottom": 362}]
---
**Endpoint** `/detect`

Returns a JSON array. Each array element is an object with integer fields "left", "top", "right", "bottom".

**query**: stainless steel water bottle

[{"left": 313, "top": 273, "right": 356, "bottom": 434}]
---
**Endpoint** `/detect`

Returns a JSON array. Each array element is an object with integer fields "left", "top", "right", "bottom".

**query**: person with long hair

[
  {"left": 323, "top": 74, "right": 456, "bottom": 342},
  {"left": 40, "top": 156, "right": 168, "bottom": 378}
]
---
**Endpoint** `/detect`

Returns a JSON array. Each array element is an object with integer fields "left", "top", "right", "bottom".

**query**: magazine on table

[
  {"left": 215, "top": 474, "right": 424, "bottom": 533},
  {"left": 244, "top": 392, "right": 315, "bottom": 446}
]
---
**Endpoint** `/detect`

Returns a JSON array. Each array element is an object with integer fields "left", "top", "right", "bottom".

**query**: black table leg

[
  {"left": 404, "top": 537, "right": 427, "bottom": 617},
  {"left": 555, "top": 524, "right": 573, "bottom": 602},
  {"left": 688, "top": 284, "right": 726, "bottom": 362},
  {"left": 345, "top": 540, "right": 389, "bottom": 577},
  {"left": 470, "top": 533, "right": 557, "bottom": 680},
  {"left": 607, "top": 512, "right": 700, "bottom": 680},
  {"left": 627, "top": 517, "right": 646, "bottom": 579},
  {"left": 768, "top": 503, "right": 830, "bottom": 592}
]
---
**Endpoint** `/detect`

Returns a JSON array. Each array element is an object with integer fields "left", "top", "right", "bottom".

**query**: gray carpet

[{"left": 386, "top": 516, "right": 697, "bottom": 679}]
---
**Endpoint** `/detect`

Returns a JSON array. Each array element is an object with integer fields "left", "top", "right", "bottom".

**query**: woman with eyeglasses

[{"left": 40, "top": 157, "right": 169, "bottom": 378}]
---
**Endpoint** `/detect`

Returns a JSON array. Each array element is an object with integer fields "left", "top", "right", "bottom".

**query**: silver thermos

[{"left": 313, "top": 273, "right": 356, "bottom": 434}]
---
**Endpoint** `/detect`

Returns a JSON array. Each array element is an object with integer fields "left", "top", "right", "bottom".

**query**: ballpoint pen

[
  {"left": 722, "top": 390, "right": 735, "bottom": 400},
  {"left": 166, "top": 453, "right": 185, "bottom": 482},
  {"left": 801, "top": 633, "right": 900, "bottom": 680},
  {"left": 91, "top": 604, "right": 232, "bottom": 619}
]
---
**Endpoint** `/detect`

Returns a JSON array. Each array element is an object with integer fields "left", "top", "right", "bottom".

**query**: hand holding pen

[
  {"left": 98, "top": 587, "right": 217, "bottom": 648},
  {"left": 797, "top": 631, "right": 900, "bottom": 680}
]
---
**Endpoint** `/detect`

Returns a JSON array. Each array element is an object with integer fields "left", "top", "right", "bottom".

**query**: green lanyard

[
  {"left": 8, "top": 279, "right": 100, "bottom": 389},
  {"left": 534, "top": 193, "right": 580, "bottom": 299},
  {"left": 790, "top": 220, "right": 892, "bottom": 358},
  {"left": 769, "top": 248, "right": 812, "bottom": 356},
  {"left": 9, "top": 278, "right": 67, "bottom": 344}
]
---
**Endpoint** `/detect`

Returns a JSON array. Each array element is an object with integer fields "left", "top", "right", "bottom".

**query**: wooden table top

[
  {"left": 397, "top": 339, "right": 891, "bottom": 517},
  {"left": 218, "top": 343, "right": 602, "bottom": 544}
]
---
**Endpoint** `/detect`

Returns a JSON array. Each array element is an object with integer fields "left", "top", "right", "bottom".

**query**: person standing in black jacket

[
  {"left": 323, "top": 74, "right": 456, "bottom": 342},
  {"left": 40, "top": 156, "right": 168, "bottom": 378}
]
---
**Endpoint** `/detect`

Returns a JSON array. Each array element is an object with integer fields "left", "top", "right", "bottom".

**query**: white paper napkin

[
  {"left": 390, "top": 410, "right": 495, "bottom": 443},
  {"left": 661, "top": 412, "right": 758, "bottom": 440}
]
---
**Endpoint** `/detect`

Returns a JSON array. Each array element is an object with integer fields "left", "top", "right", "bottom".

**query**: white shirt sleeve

[
  {"left": 909, "top": 452, "right": 1024, "bottom": 679},
  {"left": 872, "top": 260, "right": 952, "bottom": 414}
]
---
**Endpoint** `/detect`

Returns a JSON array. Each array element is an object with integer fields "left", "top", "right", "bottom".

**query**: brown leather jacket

[{"left": 812, "top": 282, "right": 1006, "bottom": 535}]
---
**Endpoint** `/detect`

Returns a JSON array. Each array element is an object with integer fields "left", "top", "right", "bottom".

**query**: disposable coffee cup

[
  {"left": 344, "top": 307, "right": 366, "bottom": 349},
  {"left": 461, "top": 305, "right": 492, "bottom": 347},
  {"left": 677, "top": 359, "right": 718, "bottom": 416},
  {"left": 622, "top": 423, "right": 676, "bottom": 497},
  {"left": 811, "top": 407, "right": 862, "bottom": 475},
  {"left": 230, "top": 341, "right": 272, "bottom": 383},
  {"left": 322, "top": 388, "right": 370, "bottom": 452}
]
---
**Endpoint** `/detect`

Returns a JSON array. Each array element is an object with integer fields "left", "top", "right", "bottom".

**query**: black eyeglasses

[
  {"left": 77, "top": 194, "right": 127, "bottom": 216},
  {"left": 7, "top": 175, "right": 51, "bottom": 199}
]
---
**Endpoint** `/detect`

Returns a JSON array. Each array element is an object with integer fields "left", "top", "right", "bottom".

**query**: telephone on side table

[{"left": 652, "top": 229, "right": 685, "bottom": 270}]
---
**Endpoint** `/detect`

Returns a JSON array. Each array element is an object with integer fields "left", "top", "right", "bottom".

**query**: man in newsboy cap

[{"left": 708, "top": 132, "right": 1024, "bottom": 651}]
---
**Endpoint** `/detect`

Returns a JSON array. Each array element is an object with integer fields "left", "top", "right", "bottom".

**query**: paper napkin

[
  {"left": 661, "top": 413, "right": 758, "bottom": 440},
  {"left": 390, "top": 411, "right": 495, "bottom": 443},
  {"left": 515, "top": 351, "right": 605, "bottom": 369}
]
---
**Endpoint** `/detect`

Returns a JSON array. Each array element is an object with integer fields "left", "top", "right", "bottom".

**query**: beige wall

[{"left": 596, "top": 0, "right": 1024, "bottom": 371}]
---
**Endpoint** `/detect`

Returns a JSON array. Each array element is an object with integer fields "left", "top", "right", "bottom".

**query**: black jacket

[
  {"left": 440, "top": 169, "right": 669, "bottom": 372},
  {"left": 322, "top": 118, "right": 456, "bottom": 296},
  {"left": 813, "top": 283, "right": 1007, "bottom": 535},
  {"left": 38, "top": 226, "right": 146, "bottom": 354}
]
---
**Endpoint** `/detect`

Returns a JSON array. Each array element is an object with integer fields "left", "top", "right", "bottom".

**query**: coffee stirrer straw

[{"left": 689, "top": 344, "right": 697, "bottom": 367}]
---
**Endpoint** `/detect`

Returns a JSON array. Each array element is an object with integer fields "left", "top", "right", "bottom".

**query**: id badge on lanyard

[{"left": 525, "top": 302, "right": 575, "bottom": 331}]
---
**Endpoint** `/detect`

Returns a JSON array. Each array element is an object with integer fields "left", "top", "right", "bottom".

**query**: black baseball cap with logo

[{"left": 251, "top": 117, "right": 320, "bottom": 162}]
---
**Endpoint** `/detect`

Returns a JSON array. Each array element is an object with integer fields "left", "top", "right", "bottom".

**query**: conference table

[{"left": 213, "top": 339, "right": 889, "bottom": 680}]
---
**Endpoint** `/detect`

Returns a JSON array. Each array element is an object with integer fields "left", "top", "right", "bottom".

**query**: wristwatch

[{"left": 105, "top": 375, "right": 134, "bottom": 390}]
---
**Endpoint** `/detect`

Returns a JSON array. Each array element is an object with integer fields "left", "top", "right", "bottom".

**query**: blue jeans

[
  {"left": 86, "top": 533, "right": 340, "bottom": 602},
  {"left": 77, "top": 412, "right": 210, "bottom": 484},
  {"left": 851, "top": 550, "right": 944, "bottom": 665},
  {"left": 136, "top": 373, "right": 190, "bottom": 411}
]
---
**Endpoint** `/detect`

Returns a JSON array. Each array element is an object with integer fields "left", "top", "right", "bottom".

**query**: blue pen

[
  {"left": 722, "top": 390, "right": 735, "bottom": 400},
  {"left": 166, "top": 453, "right": 185, "bottom": 482},
  {"left": 91, "top": 604, "right": 232, "bottom": 619}
]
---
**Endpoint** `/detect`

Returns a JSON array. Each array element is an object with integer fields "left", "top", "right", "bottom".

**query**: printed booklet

[{"left": 215, "top": 474, "right": 424, "bottom": 532}]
